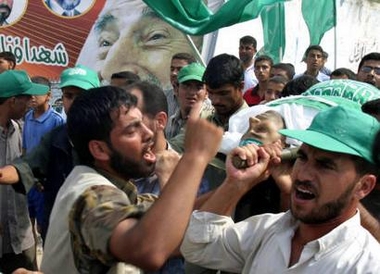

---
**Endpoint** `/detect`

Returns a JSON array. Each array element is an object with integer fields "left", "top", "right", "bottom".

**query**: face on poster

[{"left": 77, "top": 0, "right": 203, "bottom": 90}]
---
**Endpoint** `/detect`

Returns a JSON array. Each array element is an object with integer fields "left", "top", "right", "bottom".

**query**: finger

[{"left": 187, "top": 100, "right": 203, "bottom": 122}]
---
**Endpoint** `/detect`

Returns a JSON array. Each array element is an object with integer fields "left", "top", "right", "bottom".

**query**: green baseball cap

[
  {"left": 0, "top": 70, "right": 49, "bottom": 98},
  {"left": 178, "top": 63, "right": 205, "bottom": 84},
  {"left": 279, "top": 106, "right": 380, "bottom": 163},
  {"left": 59, "top": 64, "right": 100, "bottom": 90}
]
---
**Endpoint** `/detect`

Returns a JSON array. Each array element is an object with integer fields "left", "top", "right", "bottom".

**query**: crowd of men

[{"left": 0, "top": 32, "right": 380, "bottom": 274}]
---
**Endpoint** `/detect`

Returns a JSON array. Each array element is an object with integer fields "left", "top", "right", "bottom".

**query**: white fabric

[
  {"left": 293, "top": 71, "right": 330, "bottom": 82},
  {"left": 219, "top": 97, "right": 323, "bottom": 154},
  {"left": 181, "top": 210, "right": 380, "bottom": 274},
  {"left": 243, "top": 63, "right": 258, "bottom": 94}
]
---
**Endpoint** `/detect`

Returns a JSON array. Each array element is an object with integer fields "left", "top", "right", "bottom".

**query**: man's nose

[{"left": 101, "top": 35, "right": 138, "bottom": 80}]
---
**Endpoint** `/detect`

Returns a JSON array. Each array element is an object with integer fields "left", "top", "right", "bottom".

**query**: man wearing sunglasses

[{"left": 357, "top": 52, "right": 380, "bottom": 89}]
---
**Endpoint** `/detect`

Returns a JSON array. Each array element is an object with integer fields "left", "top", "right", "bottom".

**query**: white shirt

[
  {"left": 293, "top": 71, "right": 330, "bottom": 82},
  {"left": 243, "top": 63, "right": 258, "bottom": 94},
  {"left": 181, "top": 210, "right": 380, "bottom": 274}
]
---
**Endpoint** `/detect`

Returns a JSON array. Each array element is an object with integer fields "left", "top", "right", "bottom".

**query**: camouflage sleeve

[{"left": 69, "top": 185, "right": 156, "bottom": 267}]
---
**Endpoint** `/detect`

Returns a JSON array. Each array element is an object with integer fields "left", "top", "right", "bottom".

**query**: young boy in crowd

[{"left": 23, "top": 76, "right": 65, "bottom": 242}]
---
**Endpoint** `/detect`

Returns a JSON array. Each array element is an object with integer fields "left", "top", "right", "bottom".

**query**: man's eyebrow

[{"left": 94, "top": 13, "right": 116, "bottom": 33}]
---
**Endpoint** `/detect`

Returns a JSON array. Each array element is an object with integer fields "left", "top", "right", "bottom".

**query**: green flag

[
  {"left": 142, "top": 0, "right": 289, "bottom": 35},
  {"left": 259, "top": 2, "right": 286, "bottom": 63},
  {"left": 302, "top": 0, "right": 336, "bottom": 45}
]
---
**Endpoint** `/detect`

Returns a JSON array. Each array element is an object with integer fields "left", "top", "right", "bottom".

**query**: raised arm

[
  {"left": 199, "top": 144, "right": 272, "bottom": 216},
  {"left": 358, "top": 203, "right": 380, "bottom": 242},
  {"left": 109, "top": 102, "right": 224, "bottom": 270}
]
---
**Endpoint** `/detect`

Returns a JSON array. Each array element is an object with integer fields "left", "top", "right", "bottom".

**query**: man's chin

[{"left": 365, "top": 80, "right": 376, "bottom": 87}]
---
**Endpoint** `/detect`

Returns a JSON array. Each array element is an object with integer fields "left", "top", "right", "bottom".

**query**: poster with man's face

[
  {"left": 76, "top": 0, "right": 204, "bottom": 90},
  {"left": 2, "top": 0, "right": 380, "bottom": 87},
  {"left": 0, "top": 0, "right": 207, "bottom": 92}
]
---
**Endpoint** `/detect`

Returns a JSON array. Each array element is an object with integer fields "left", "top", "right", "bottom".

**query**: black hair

[
  {"left": 330, "top": 68, "right": 357, "bottom": 80},
  {"left": 373, "top": 131, "right": 380, "bottom": 168},
  {"left": 358, "top": 52, "right": 380, "bottom": 71},
  {"left": 281, "top": 75, "right": 319, "bottom": 97},
  {"left": 271, "top": 63, "right": 295, "bottom": 80},
  {"left": 0, "top": 51, "right": 16, "bottom": 69},
  {"left": 304, "top": 45, "right": 324, "bottom": 57},
  {"left": 171, "top": 52, "right": 197, "bottom": 64},
  {"left": 268, "top": 75, "right": 288, "bottom": 86},
  {"left": 239, "top": 35, "right": 257, "bottom": 49},
  {"left": 110, "top": 71, "right": 140, "bottom": 85},
  {"left": 0, "top": 97, "right": 8, "bottom": 105},
  {"left": 362, "top": 98, "right": 380, "bottom": 117},
  {"left": 123, "top": 81, "right": 168, "bottom": 117},
  {"left": 350, "top": 155, "right": 379, "bottom": 180},
  {"left": 203, "top": 53, "right": 244, "bottom": 89},
  {"left": 254, "top": 55, "right": 274, "bottom": 67},
  {"left": 31, "top": 76, "right": 51, "bottom": 89},
  {"left": 67, "top": 86, "right": 137, "bottom": 166}
]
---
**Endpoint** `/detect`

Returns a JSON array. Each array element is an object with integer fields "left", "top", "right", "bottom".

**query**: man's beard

[
  {"left": 290, "top": 180, "right": 356, "bottom": 224},
  {"left": 108, "top": 144, "right": 155, "bottom": 180}
]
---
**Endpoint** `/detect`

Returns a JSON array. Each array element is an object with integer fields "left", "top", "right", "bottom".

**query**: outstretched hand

[
  {"left": 155, "top": 150, "right": 181, "bottom": 190},
  {"left": 184, "top": 100, "right": 223, "bottom": 165}
]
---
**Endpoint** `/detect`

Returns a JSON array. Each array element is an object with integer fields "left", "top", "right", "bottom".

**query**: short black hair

[
  {"left": 362, "top": 98, "right": 380, "bottom": 117},
  {"left": 171, "top": 52, "right": 197, "bottom": 64},
  {"left": 331, "top": 68, "right": 357, "bottom": 80},
  {"left": 271, "top": 63, "right": 295, "bottom": 80},
  {"left": 304, "top": 45, "right": 324, "bottom": 58},
  {"left": 111, "top": 71, "right": 140, "bottom": 80},
  {"left": 281, "top": 75, "right": 319, "bottom": 97},
  {"left": 254, "top": 55, "right": 274, "bottom": 67},
  {"left": 67, "top": 86, "right": 137, "bottom": 166},
  {"left": 203, "top": 53, "right": 244, "bottom": 89},
  {"left": 123, "top": 81, "right": 168, "bottom": 117},
  {"left": 31, "top": 76, "right": 51, "bottom": 89},
  {"left": 239, "top": 35, "right": 257, "bottom": 49},
  {"left": 350, "top": 154, "right": 379, "bottom": 179},
  {"left": 0, "top": 51, "right": 16, "bottom": 69},
  {"left": 373, "top": 130, "right": 380, "bottom": 168},
  {"left": 268, "top": 75, "right": 288, "bottom": 86},
  {"left": 358, "top": 52, "right": 380, "bottom": 71}
]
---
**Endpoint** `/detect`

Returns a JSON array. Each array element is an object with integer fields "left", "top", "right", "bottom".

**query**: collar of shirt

[{"left": 95, "top": 167, "right": 138, "bottom": 201}]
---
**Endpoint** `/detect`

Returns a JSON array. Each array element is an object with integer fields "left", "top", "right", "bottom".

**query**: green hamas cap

[
  {"left": 178, "top": 63, "right": 205, "bottom": 83},
  {"left": 59, "top": 64, "right": 100, "bottom": 90},
  {"left": 0, "top": 70, "right": 49, "bottom": 98},
  {"left": 279, "top": 106, "right": 380, "bottom": 163}
]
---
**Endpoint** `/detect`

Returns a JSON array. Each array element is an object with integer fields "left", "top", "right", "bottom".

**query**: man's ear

[
  {"left": 88, "top": 140, "right": 110, "bottom": 161},
  {"left": 239, "top": 81, "right": 245, "bottom": 92},
  {"left": 9, "top": 61, "right": 16, "bottom": 70},
  {"left": 155, "top": 111, "right": 168, "bottom": 130},
  {"left": 355, "top": 174, "right": 377, "bottom": 200}
]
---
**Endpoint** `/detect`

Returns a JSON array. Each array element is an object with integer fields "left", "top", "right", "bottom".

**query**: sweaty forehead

[{"left": 111, "top": 105, "right": 141, "bottom": 123}]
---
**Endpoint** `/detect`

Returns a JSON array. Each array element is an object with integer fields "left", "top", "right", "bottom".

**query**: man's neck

[
  {"left": 289, "top": 206, "right": 357, "bottom": 266},
  {"left": 257, "top": 81, "right": 268, "bottom": 98},
  {"left": 242, "top": 59, "right": 254, "bottom": 70},
  {"left": 297, "top": 207, "right": 357, "bottom": 243},
  {"left": 33, "top": 104, "right": 50, "bottom": 118},
  {"left": 216, "top": 100, "right": 244, "bottom": 127},
  {"left": 305, "top": 69, "right": 319, "bottom": 78}
]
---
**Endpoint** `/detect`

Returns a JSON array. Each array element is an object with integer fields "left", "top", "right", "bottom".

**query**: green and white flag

[{"left": 143, "top": 0, "right": 336, "bottom": 63}]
